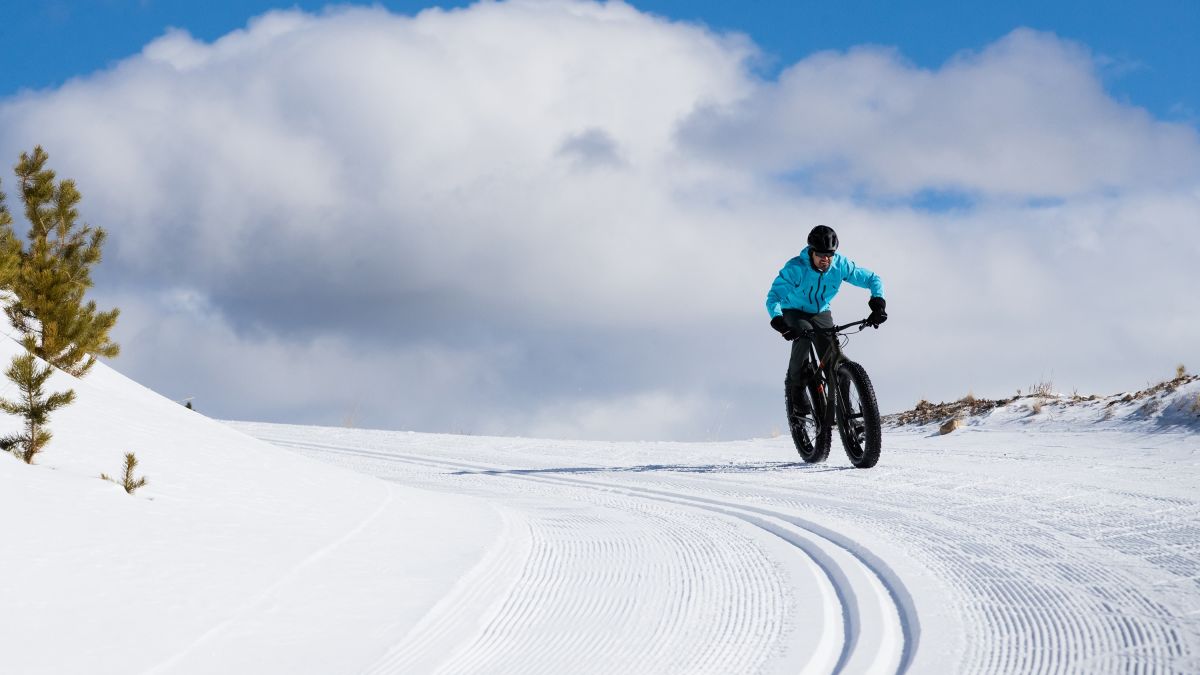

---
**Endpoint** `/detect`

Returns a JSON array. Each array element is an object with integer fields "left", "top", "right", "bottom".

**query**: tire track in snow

[
  {"left": 257, "top": 437, "right": 911, "bottom": 675},
  {"left": 386, "top": 465, "right": 797, "bottom": 674},
  {"left": 429, "top": 501, "right": 787, "bottom": 675},
  {"left": 420, "top": 478, "right": 793, "bottom": 673},
  {"left": 728, "top": 463, "right": 1199, "bottom": 674}
]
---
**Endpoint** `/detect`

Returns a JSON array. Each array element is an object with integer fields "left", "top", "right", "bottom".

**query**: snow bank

[{"left": 0, "top": 333, "right": 499, "bottom": 674}]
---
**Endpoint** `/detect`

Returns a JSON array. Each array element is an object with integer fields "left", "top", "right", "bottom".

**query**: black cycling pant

[{"left": 781, "top": 309, "right": 833, "bottom": 390}]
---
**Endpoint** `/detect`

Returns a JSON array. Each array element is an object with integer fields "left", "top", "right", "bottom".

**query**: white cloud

[
  {"left": 1, "top": 1, "right": 1197, "bottom": 440},
  {"left": 522, "top": 390, "right": 717, "bottom": 441},
  {"left": 1, "top": 1, "right": 758, "bottom": 328},
  {"left": 679, "top": 28, "right": 1200, "bottom": 197},
  {"left": 106, "top": 286, "right": 507, "bottom": 430}
]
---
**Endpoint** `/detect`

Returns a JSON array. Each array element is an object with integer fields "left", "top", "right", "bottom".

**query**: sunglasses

[{"left": 812, "top": 251, "right": 835, "bottom": 260}]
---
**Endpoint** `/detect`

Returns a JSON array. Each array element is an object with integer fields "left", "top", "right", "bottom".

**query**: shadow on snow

[{"left": 452, "top": 461, "right": 855, "bottom": 477}]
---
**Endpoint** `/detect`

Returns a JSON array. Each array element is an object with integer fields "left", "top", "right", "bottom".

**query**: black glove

[
  {"left": 770, "top": 315, "right": 797, "bottom": 341},
  {"left": 867, "top": 297, "right": 887, "bottom": 328}
]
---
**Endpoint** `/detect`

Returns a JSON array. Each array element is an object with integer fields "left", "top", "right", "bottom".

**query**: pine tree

[
  {"left": 101, "top": 452, "right": 148, "bottom": 494},
  {"left": 0, "top": 177, "right": 22, "bottom": 290},
  {"left": 0, "top": 353, "right": 76, "bottom": 463},
  {"left": 5, "top": 146, "right": 119, "bottom": 377}
]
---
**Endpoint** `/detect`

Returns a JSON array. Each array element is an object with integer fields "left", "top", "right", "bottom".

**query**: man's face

[{"left": 811, "top": 251, "right": 834, "bottom": 272}]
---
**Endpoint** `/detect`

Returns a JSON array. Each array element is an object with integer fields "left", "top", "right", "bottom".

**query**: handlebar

[{"left": 793, "top": 318, "right": 874, "bottom": 338}]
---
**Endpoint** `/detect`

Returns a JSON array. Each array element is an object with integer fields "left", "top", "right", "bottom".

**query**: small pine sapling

[
  {"left": 101, "top": 452, "right": 148, "bottom": 494},
  {"left": 0, "top": 353, "right": 76, "bottom": 463}
]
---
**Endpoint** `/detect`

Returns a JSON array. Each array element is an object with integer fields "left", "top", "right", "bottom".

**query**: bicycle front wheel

[
  {"left": 786, "top": 379, "right": 832, "bottom": 463},
  {"left": 836, "top": 360, "right": 882, "bottom": 468}
]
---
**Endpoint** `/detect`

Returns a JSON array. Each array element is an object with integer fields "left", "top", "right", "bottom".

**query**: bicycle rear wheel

[
  {"left": 786, "top": 379, "right": 832, "bottom": 463},
  {"left": 835, "top": 360, "right": 882, "bottom": 468}
]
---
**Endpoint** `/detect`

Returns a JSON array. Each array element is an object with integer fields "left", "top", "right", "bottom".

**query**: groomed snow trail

[
  {"left": 236, "top": 423, "right": 1200, "bottom": 675},
  {"left": 246, "top": 435, "right": 910, "bottom": 675}
]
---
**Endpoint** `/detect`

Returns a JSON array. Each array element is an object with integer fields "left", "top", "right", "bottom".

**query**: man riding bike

[{"left": 766, "top": 225, "right": 887, "bottom": 415}]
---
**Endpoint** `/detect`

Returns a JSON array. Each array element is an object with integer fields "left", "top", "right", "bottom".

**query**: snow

[
  {"left": 0, "top": 334, "right": 499, "bottom": 674},
  {"left": 2, "top": 326, "right": 1198, "bottom": 673}
]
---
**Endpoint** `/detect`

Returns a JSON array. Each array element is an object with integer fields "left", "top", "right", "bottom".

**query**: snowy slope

[
  {"left": 3, "top": 323, "right": 1199, "bottom": 673},
  {"left": 0, "top": 333, "right": 500, "bottom": 674}
]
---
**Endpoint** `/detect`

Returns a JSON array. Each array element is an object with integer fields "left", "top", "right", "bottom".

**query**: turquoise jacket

[{"left": 766, "top": 247, "right": 884, "bottom": 317}]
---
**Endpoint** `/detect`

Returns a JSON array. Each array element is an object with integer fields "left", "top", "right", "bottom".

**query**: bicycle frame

[{"left": 797, "top": 319, "right": 871, "bottom": 438}]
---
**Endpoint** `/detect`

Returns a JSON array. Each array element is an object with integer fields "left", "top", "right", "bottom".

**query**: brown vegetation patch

[
  {"left": 887, "top": 394, "right": 1017, "bottom": 427},
  {"left": 888, "top": 372, "right": 1200, "bottom": 427}
]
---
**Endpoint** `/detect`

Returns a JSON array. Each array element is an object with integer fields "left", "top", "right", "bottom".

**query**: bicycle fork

[{"left": 808, "top": 344, "right": 838, "bottom": 435}]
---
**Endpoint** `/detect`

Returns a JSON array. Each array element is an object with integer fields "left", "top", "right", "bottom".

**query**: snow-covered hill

[
  {"left": 3, "top": 329, "right": 1198, "bottom": 673},
  {"left": 0, "top": 334, "right": 500, "bottom": 674}
]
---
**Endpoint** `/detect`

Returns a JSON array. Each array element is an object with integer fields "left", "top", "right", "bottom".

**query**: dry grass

[
  {"left": 1029, "top": 378, "right": 1055, "bottom": 398},
  {"left": 889, "top": 393, "right": 1017, "bottom": 427},
  {"left": 1031, "top": 399, "right": 1043, "bottom": 415},
  {"left": 341, "top": 404, "right": 360, "bottom": 428}
]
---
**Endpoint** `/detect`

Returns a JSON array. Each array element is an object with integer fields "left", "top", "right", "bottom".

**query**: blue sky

[
  {"left": 4, "top": 1, "right": 1197, "bottom": 122},
  {"left": 1, "top": 1, "right": 1197, "bottom": 440}
]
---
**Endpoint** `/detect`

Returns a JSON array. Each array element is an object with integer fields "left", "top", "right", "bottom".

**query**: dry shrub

[{"left": 1029, "top": 379, "right": 1054, "bottom": 397}]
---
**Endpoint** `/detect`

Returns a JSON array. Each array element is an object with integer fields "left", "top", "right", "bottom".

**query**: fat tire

[
  {"left": 835, "top": 360, "right": 882, "bottom": 468},
  {"left": 786, "top": 379, "right": 832, "bottom": 463}
]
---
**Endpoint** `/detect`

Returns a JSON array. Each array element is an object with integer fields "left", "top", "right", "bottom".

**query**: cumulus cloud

[
  {"left": 1, "top": 1, "right": 757, "bottom": 332},
  {"left": 1, "top": 1, "right": 1197, "bottom": 440},
  {"left": 679, "top": 28, "right": 1200, "bottom": 198}
]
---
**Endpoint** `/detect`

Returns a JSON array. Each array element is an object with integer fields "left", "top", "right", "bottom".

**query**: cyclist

[{"left": 766, "top": 225, "right": 887, "bottom": 414}]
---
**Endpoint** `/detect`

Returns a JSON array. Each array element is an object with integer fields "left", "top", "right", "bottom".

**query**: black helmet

[{"left": 807, "top": 225, "right": 838, "bottom": 255}]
